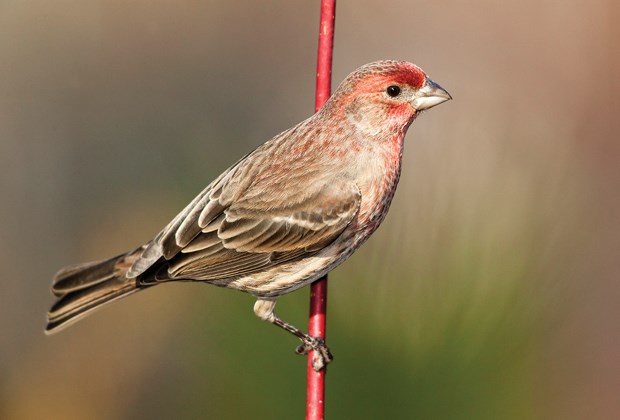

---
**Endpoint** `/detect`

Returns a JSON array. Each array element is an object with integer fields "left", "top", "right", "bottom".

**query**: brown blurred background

[{"left": 1, "top": 1, "right": 618, "bottom": 419}]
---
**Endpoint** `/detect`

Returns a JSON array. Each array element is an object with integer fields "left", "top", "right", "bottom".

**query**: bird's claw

[{"left": 295, "top": 336, "right": 333, "bottom": 371}]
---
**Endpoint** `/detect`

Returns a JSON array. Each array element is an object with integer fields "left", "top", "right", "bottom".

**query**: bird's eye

[{"left": 386, "top": 85, "right": 401, "bottom": 97}]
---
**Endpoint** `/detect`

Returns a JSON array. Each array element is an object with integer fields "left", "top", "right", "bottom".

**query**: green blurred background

[{"left": 1, "top": 1, "right": 618, "bottom": 418}]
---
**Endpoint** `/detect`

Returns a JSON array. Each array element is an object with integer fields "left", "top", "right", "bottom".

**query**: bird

[{"left": 46, "top": 60, "right": 451, "bottom": 370}]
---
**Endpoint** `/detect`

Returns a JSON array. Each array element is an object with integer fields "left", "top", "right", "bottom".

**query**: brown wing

[{"left": 162, "top": 180, "right": 361, "bottom": 281}]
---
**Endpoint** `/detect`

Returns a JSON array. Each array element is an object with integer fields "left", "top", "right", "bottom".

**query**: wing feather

[{"left": 161, "top": 180, "right": 360, "bottom": 283}]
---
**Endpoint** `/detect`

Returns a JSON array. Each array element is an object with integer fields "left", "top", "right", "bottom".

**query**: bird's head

[{"left": 324, "top": 60, "right": 451, "bottom": 135}]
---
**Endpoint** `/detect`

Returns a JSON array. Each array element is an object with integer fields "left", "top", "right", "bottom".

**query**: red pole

[
  {"left": 314, "top": 0, "right": 336, "bottom": 113},
  {"left": 307, "top": 2, "right": 335, "bottom": 419}
]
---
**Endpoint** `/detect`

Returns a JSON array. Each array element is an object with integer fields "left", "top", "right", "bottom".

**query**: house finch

[{"left": 47, "top": 60, "right": 451, "bottom": 370}]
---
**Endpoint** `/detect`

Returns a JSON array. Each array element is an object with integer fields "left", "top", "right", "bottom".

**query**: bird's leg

[{"left": 254, "top": 298, "right": 333, "bottom": 371}]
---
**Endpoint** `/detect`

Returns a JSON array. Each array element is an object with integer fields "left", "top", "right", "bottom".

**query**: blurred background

[{"left": 1, "top": 1, "right": 618, "bottom": 418}]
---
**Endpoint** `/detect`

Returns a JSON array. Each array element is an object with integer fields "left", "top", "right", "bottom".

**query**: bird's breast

[{"left": 349, "top": 134, "right": 405, "bottom": 247}]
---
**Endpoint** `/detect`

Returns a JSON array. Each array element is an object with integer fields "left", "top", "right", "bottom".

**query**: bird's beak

[{"left": 410, "top": 78, "right": 452, "bottom": 111}]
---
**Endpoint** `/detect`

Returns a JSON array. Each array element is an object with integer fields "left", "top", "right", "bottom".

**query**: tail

[{"left": 46, "top": 248, "right": 146, "bottom": 334}]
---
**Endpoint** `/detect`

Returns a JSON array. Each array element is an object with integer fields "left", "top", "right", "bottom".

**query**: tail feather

[
  {"left": 46, "top": 249, "right": 146, "bottom": 334},
  {"left": 52, "top": 254, "right": 124, "bottom": 296}
]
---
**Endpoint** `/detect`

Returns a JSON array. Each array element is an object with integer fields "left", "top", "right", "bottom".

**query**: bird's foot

[{"left": 295, "top": 336, "right": 333, "bottom": 371}]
